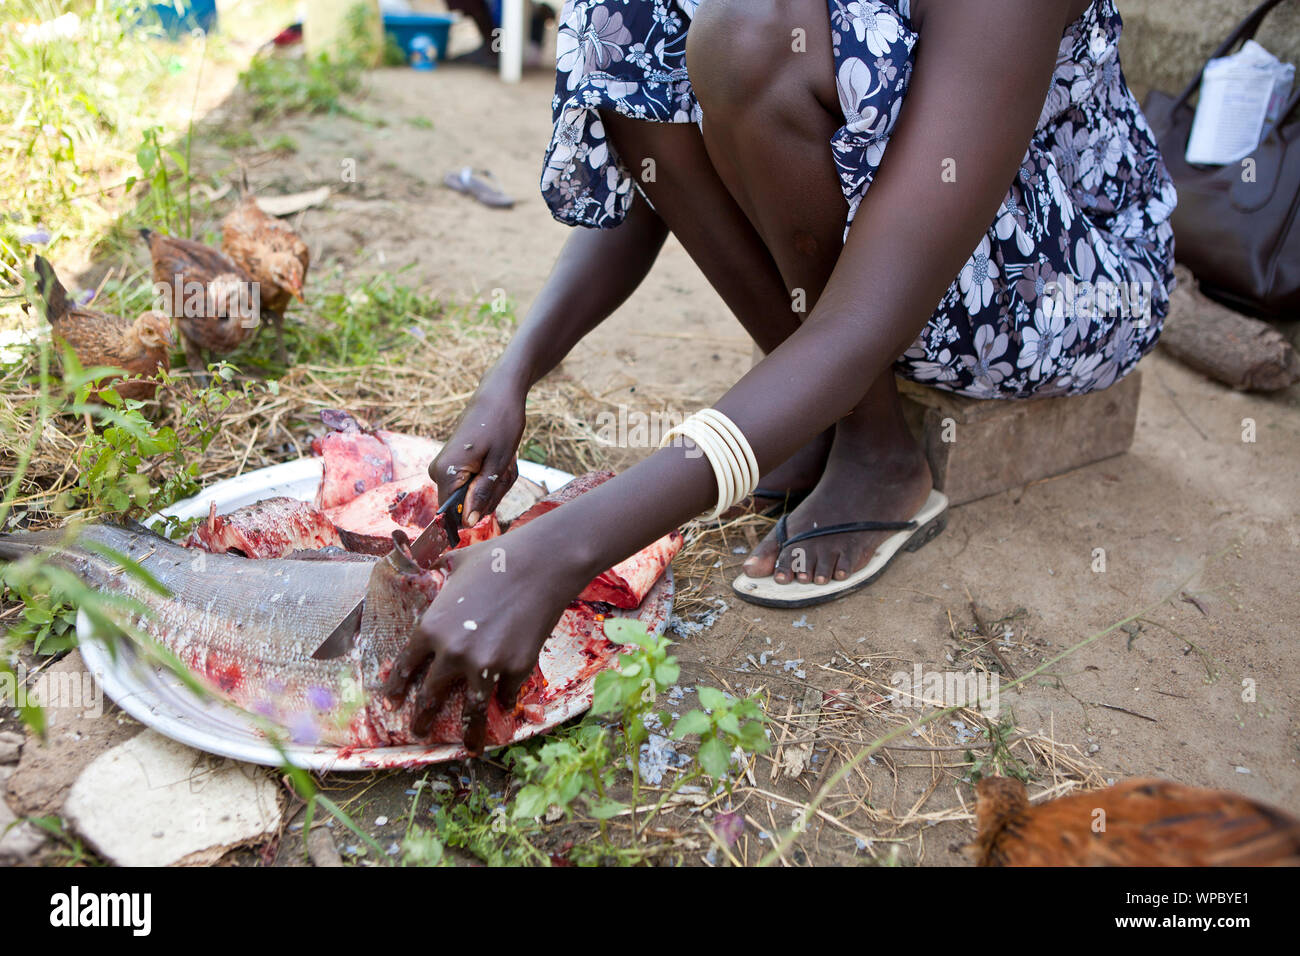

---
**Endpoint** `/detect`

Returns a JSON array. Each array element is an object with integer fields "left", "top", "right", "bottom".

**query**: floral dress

[{"left": 540, "top": 0, "right": 1177, "bottom": 399}]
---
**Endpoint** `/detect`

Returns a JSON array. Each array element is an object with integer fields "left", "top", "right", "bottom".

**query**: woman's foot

[{"left": 743, "top": 431, "right": 933, "bottom": 586}]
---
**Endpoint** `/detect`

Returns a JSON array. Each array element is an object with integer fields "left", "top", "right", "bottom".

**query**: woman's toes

[
  {"left": 743, "top": 537, "right": 780, "bottom": 578},
  {"left": 813, "top": 550, "right": 838, "bottom": 585}
]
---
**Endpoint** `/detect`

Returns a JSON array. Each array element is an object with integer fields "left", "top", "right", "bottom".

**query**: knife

[{"left": 310, "top": 480, "right": 473, "bottom": 660}]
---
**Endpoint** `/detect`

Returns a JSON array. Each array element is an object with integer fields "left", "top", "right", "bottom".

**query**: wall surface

[{"left": 1118, "top": 0, "right": 1300, "bottom": 99}]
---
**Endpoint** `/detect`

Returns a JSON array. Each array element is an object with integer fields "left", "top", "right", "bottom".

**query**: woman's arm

[
  {"left": 391, "top": 0, "right": 1076, "bottom": 749},
  {"left": 490, "top": 190, "right": 669, "bottom": 393},
  {"left": 434, "top": 190, "right": 669, "bottom": 522}
]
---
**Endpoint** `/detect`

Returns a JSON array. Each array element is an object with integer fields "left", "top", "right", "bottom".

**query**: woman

[{"left": 385, "top": 0, "right": 1176, "bottom": 749}]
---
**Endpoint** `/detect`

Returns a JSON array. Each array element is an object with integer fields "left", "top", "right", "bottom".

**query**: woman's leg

[
  {"left": 688, "top": 0, "right": 933, "bottom": 586},
  {"left": 599, "top": 111, "right": 831, "bottom": 492}
]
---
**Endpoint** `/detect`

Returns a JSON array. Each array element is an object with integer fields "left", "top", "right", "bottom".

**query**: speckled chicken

[
  {"left": 969, "top": 776, "right": 1300, "bottom": 867},
  {"left": 220, "top": 187, "right": 309, "bottom": 363},
  {"left": 140, "top": 228, "right": 260, "bottom": 376},
  {"left": 32, "top": 255, "right": 173, "bottom": 402}
]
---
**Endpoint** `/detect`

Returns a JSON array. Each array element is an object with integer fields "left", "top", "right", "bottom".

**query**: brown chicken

[
  {"left": 220, "top": 187, "right": 309, "bottom": 363},
  {"left": 32, "top": 255, "right": 173, "bottom": 402},
  {"left": 969, "top": 776, "right": 1300, "bottom": 867},
  {"left": 140, "top": 228, "right": 260, "bottom": 376}
]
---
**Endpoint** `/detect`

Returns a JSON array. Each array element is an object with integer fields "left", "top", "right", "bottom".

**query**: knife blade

[{"left": 310, "top": 480, "right": 473, "bottom": 660}]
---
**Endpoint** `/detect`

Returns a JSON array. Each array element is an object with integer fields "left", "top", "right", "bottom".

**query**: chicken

[
  {"left": 969, "top": 776, "right": 1300, "bottom": 867},
  {"left": 140, "top": 228, "right": 260, "bottom": 377},
  {"left": 220, "top": 183, "right": 309, "bottom": 363},
  {"left": 32, "top": 255, "right": 173, "bottom": 402}
]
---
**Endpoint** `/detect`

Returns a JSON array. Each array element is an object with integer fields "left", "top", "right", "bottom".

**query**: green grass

[{"left": 237, "top": 2, "right": 380, "bottom": 122}]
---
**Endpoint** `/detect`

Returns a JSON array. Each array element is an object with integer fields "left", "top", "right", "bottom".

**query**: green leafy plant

[
  {"left": 126, "top": 125, "right": 192, "bottom": 236},
  {"left": 238, "top": 4, "right": 378, "bottom": 123},
  {"left": 511, "top": 721, "right": 622, "bottom": 825},
  {"left": 58, "top": 362, "right": 272, "bottom": 523},
  {"left": 671, "top": 685, "right": 769, "bottom": 782}
]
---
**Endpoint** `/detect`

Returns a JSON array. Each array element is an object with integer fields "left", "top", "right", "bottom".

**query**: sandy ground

[{"left": 6, "top": 48, "right": 1297, "bottom": 865}]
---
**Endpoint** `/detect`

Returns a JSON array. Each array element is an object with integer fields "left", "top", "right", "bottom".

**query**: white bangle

[
  {"left": 662, "top": 408, "right": 759, "bottom": 521},
  {"left": 696, "top": 408, "right": 759, "bottom": 504},
  {"left": 663, "top": 417, "right": 733, "bottom": 521}
]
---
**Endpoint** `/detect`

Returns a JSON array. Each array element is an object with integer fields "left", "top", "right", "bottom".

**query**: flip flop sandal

[
  {"left": 444, "top": 167, "right": 515, "bottom": 208},
  {"left": 731, "top": 489, "right": 949, "bottom": 609}
]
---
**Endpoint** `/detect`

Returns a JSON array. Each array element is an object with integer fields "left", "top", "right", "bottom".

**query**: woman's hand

[
  {"left": 429, "top": 376, "right": 527, "bottom": 526},
  {"left": 381, "top": 524, "right": 591, "bottom": 753}
]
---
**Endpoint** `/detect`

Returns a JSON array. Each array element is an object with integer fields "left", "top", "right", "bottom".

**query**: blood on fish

[{"left": 205, "top": 656, "right": 243, "bottom": 694}]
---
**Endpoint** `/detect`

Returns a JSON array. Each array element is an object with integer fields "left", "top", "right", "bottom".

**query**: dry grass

[{"left": 0, "top": 295, "right": 713, "bottom": 529}]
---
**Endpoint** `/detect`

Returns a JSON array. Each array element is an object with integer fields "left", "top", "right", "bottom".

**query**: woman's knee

[{"left": 688, "top": 0, "right": 834, "bottom": 119}]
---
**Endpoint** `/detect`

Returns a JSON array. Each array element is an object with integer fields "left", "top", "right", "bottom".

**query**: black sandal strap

[
  {"left": 781, "top": 519, "right": 917, "bottom": 550},
  {"left": 773, "top": 513, "right": 790, "bottom": 550}
]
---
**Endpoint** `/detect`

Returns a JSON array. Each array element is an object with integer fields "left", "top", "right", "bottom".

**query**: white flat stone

[
  {"left": 64, "top": 730, "right": 282, "bottom": 867},
  {"left": 0, "top": 797, "right": 45, "bottom": 864}
]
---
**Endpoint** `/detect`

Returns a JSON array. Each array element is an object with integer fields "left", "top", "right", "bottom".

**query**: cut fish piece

[
  {"left": 312, "top": 428, "right": 393, "bottom": 509},
  {"left": 582, "top": 530, "right": 685, "bottom": 609},
  {"left": 312, "top": 409, "right": 541, "bottom": 520},
  {"left": 185, "top": 498, "right": 341, "bottom": 558},
  {"left": 324, "top": 475, "right": 501, "bottom": 555},
  {"left": 506, "top": 470, "right": 683, "bottom": 608}
]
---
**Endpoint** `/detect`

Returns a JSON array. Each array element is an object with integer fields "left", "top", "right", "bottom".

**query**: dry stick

[
  {"left": 1095, "top": 702, "right": 1157, "bottom": 722},
  {"left": 758, "top": 550, "right": 1225, "bottom": 867},
  {"left": 966, "top": 592, "right": 1019, "bottom": 680}
]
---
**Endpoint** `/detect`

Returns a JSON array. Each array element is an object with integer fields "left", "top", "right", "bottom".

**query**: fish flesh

[
  {"left": 513, "top": 471, "right": 685, "bottom": 609},
  {"left": 321, "top": 475, "right": 499, "bottom": 555},
  {"left": 311, "top": 409, "right": 544, "bottom": 522},
  {"left": 185, "top": 497, "right": 340, "bottom": 558},
  {"left": 0, "top": 521, "right": 590, "bottom": 748}
]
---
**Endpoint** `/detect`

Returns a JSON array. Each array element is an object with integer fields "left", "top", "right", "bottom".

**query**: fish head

[{"left": 354, "top": 532, "right": 445, "bottom": 744}]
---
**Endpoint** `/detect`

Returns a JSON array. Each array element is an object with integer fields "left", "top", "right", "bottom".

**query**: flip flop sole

[{"left": 731, "top": 490, "right": 949, "bottom": 609}]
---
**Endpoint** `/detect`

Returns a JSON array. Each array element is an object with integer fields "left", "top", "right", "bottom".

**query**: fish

[
  {"left": 322, "top": 475, "right": 500, "bottom": 555},
  {"left": 0, "top": 521, "right": 589, "bottom": 749},
  {"left": 969, "top": 776, "right": 1300, "bottom": 866}
]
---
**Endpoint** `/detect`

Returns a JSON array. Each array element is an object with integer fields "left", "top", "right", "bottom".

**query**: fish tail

[{"left": 0, "top": 529, "right": 63, "bottom": 564}]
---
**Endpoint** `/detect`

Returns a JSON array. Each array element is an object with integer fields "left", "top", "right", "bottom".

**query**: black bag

[{"left": 1142, "top": 0, "right": 1300, "bottom": 318}]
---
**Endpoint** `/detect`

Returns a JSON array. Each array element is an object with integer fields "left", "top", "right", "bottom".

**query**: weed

[
  {"left": 965, "top": 710, "right": 1031, "bottom": 782},
  {"left": 394, "top": 619, "right": 772, "bottom": 866},
  {"left": 25, "top": 815, "right": 102, "bottom": 866}
]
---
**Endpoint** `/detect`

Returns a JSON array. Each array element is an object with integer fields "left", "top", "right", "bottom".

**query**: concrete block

[{"left": 898, "top": 372, "right": 1142, "bottom": 506}]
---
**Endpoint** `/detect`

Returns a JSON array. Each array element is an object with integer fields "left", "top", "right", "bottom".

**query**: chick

[
  {"left": 32, "top": 255, "right": 173, "bottom": 402},
  {"left": 140, "top": 228, "right": 260, "bottom": 377},
  {"left": 969, "top": 776, "right": 1300, "bottom": 866},
  {"left": 220, "top": 185, "right": 310, "bottom": 363}
]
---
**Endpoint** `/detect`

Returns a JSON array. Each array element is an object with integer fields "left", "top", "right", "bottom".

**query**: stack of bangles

[{"left": 661, "top": 409, "right": 760, "bottom": 521}]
